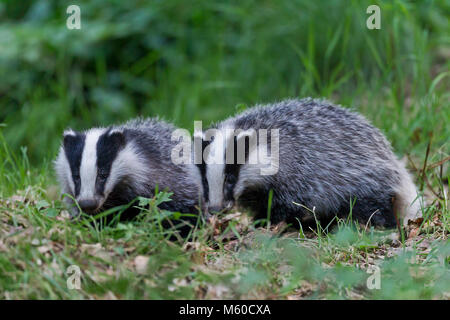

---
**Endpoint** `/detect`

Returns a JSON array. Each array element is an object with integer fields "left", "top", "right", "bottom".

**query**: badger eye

[
  {"left": 225, "top": 175, "right": 237, "bottom": 186},
  {"left": 98, "top": 171, "right": 108, "bottom": 180}
]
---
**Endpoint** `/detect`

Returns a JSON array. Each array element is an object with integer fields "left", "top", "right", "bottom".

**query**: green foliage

[
  {"left": 0, "top": 126, "right": 33, "bottom": 196},
  {"left": 0, "top": 0, "right": 448, "bottom": 163}
]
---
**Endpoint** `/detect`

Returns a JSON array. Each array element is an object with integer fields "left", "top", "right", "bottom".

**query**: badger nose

[{"left": 78, "top": 199, "right": 98, "bottom": 213}]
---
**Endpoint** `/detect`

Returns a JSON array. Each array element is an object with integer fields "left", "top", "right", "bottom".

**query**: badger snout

[{"left": 78, "top": 198, "right": 100, "bottom": 214}]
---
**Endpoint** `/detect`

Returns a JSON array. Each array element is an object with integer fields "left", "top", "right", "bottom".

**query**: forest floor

[{"left": 0, "top": 150, "right": 448, "bottom": 299}]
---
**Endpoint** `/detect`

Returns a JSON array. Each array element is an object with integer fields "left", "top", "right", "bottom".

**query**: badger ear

[
  {"left": 195, "top": 131, "right": 212, "bottom": 147},
  {"left": 234, "top": 129, "right": 256, "bottom": 151},
  {"left": 108, "top": 129, "right": 126, "bottom": 148},
  {"left": 236, "top": 129, "right": 256, "bottom": 142},
  {"left": 193, "top": 131, "right": 204, "bottom": 141},
  {"left": 193, "top": 131, "right": 206, "bottom": 147},
  {"left": 63, "top": 129, "right": 76, "bottom": 138},
  {"left": 234, "top": 129, "right": 256, "bottom": 164},
  {"left": 63, "top": 129, "right": 78, "bottom": 149}
]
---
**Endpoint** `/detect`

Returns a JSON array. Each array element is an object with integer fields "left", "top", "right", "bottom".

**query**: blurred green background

[{"left": 0, "top": 0, "right": 448, "bottom": 165}]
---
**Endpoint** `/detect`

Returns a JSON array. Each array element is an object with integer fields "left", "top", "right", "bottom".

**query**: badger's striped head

[
  {"left": 54, "top": 127, "right": 141, "bottom": 215},
  {"left": 195, "top": 127, "right": 257, "bottom": 214}
]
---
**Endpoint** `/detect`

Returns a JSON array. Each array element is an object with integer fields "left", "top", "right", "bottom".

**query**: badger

[
  {"left": 54, "top": 118, "right": 201, "bottom": 223},
  {"left": 195, "top": 98, "right": 421, "bottom": 228}
]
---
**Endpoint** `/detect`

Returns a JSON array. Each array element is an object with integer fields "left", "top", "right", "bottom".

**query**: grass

[
  {"left": 0, "top": 0, "right": 449, "bottom": 299},
  {"left": 0, "top": 124, "right": 448, "bottom": 299}
]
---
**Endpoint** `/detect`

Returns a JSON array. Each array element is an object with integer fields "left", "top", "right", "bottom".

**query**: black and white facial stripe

[
  {"left": 194, "top": 135, "right": 211, "bottom": 204},
  {"left": 63, "top": 131, "right": 85, "bottom": 197},
  {"left": 57, "top": 128, "right": 127, "bottom": 213},
  {"left": 195, "top": 128, "right": 253, "bottom": 213},
  {"left": 95, "top": 129, "right": 126, "bottom": 196}
]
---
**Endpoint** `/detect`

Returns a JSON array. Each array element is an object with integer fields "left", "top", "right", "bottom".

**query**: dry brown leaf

[
  {"left": 406, "top": 216, "right": 425, "bottom": 239},
  {"left": 183, "top": 242, "right": 213, "bottom": 264},
  {"left": 81, "top": 243, "right": 112, "bottom": 261},
  {"left": 56, "top": 210, "right": 71, "bottom": 221},
  {"left": 134, "top": 255, "right": 149, "bottom": 274},
  {"left": 205, "top": 284, "right": 230, "bottom": 299},
  {"left": 102, "top": 291, "right": 118, "bottom": 300},
  {"left": 37, "top": 245, "right": 52, "bottom": 254},
  {"left": 0, "top": 240, "right": 7, "bottom": 252}
]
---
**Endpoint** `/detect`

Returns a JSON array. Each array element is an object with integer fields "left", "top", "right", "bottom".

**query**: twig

[
  {"left": 419, "top": 133, "right": 432, "bottom": 191},
  {"left": 411, "top": 155, "right": 450, "bottom": 173},
  {"left": 407, "top": 154, "right": 442, "bottom": 199},
  {"left": 426, "top": 155, "right": 450, "bottom": 171}
]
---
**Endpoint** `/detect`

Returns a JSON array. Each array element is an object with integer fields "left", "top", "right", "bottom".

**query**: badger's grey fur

[
  {"left": 54, "top": 118, "right": 200, "bottom": 219},
  {"left": 196, "top": 98, "right": 421, "bottom": 228}
]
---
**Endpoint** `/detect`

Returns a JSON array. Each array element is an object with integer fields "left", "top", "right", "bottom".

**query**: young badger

[
  {"left": 195, "top": 98, "right": 420, "bottom": 228},
  {"left": 54, "top": 118, "right": 200, "bottom": 219}
]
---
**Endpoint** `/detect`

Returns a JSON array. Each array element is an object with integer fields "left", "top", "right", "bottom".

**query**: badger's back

[{"left": 226, "top": 98, "right": 419, "bottom": 227}]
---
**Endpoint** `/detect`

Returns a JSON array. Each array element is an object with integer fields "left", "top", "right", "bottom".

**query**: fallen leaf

[
  {"left": 134, "top": 255, "right": 149, "bottom": 274},
  {"left": 0, "top": 240, "right": 7, "bottom": 252},
  {"left": 37, "top": 245, "right": 52, "bottom": 254},
  {"left": 81, "top": 243, "right": 112, "bottom": 261}
]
